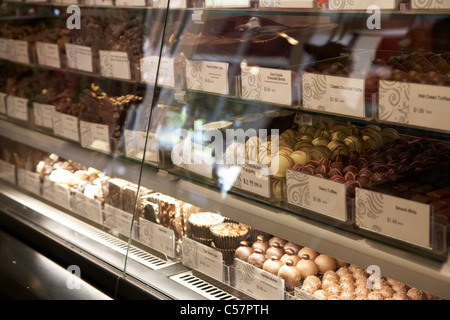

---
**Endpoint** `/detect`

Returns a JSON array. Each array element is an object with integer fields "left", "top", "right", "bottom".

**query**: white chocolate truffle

[
  {"left": 368, "top": 292, "right": 384, "bottom": 300},
  {"left": 303, "top": 275, "right": 322, "bottom": 291},
  {"left": 406, "top": 288, "right": 426, "bottom": 300},
  {"left": 313, "top": 290, "right": 327, "bottom": 300}
]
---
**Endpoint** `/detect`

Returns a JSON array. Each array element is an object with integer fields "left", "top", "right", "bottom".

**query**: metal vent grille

[
  {"left": 28, "top": 202, "right": 174, "bottom": 270},
  {"left": 170, "top": 272, "right": 238, "bottom": 300}
]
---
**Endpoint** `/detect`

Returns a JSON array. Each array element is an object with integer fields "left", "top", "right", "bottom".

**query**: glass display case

[{"left": 0, "top": 0, "right": 449, "bottom": 301}]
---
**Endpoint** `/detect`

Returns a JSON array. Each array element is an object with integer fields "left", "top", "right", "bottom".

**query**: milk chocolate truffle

[
  {"left": 281, "top": 248, "right": 301, "bottom": 265},
  {"left": 283, "top": 242, "right": 302, "bottom": 255},
  {"left": 265, "top": 242, "right": 285, "bottom": 259},
  {"left": 406, "top": 288, "right": 426, "bottom": 300},
  {"left": 247, "top": 248, "right": 267, "bottom": 269},
  {"left": 268, "top": 236, "right": 287, "bottom": 247},
  {"left": 278, "top": 259, "right": 301, "bottom": 291},
  {"left": 315, "top": 254, "right": 337, "bottom": 273},
  {"left": 296, "top": 254, "right": 319, "bottom": 278},
  {"left": 298, "top": 247, "right": 318, "bottom": 260},
  {"left": 234, "top": 241, "right": 253, "bottom": 262},
  {"left": 252, "top": 235, "right": 269, "bottom": 253},
  {"left": 262, "top": 256, "right": 284, "bottom": 275}
]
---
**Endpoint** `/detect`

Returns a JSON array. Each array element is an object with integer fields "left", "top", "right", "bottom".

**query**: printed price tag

[
  {"left": 241, "top": 65, "right": 292, "bottom": 106},
  {"left": 173, "top": 141, "right": 214, "bottom": 179},
  {"left": 0, "top": 160, "right": 16, "bottom": 184},
  {"left": 33, "top": 103, "right": 55, "bottom": 129},
  {"left": 6, "top": 96, "right": 28, "bottom": 121},
  {"left": 259, "top": 0, "right": 314, "bottom": 8},
  {"left": 411, "top": 0, "right": 450, "bottom": 8},
  {"left": 17, "top": 169, "right": 41, "bottom": 195},
  {"left": 140, "top": 56, "right": 176, "bottom": 87},
  {"left": 13, "top": 40, "right": 30, "bottom": 64},
  {"left": 124, "top": 130, "right": 159, "bottom": 163},
  {"left": 103, "top": 204, "right": 135, "bottom": 237},
  {"left": 204, "top": 0, "right": 250, "bottom": 7},
  {"left": 287, "top": 170, "right": 347, "bottom": 222},
  {"left": 99, "top": 51, "right": 131, "bottom": 80},
  {"left": 116, "top": 0, "right": 145, "bottom": 5},
  {"left": 65, "top": 43, "right": 93, "bottom": 73},
  {"left": 379, "top": 81, "right": 450, "bottom": 133},
  {"left": 234, "top": 259, "right": 285, "bottom": 300},
  {"left": 181, "top": 237, "right": 223, "bottom": 282},
  {"left": 0, "top": 38, "right": 8, "bottom": 60},
  {"left": 355, "top": 188, "right": 431, "bottom": 249},
  {"left": 302, "top": 73, "right": 365, "bottom": 118},
  {"left": 36, "top": 42, "right": 61, "bottom": 69},
  {"left": 53, "top": 111, "right": 79, "bottom": 142},
  {"left": 0, "top": 93, "right": 6, "bottom": 114},
  {"left": 84, "top": 0, "right": 113, "bottom": 5},
  {"left": 186, "top": 60, "right": 229, "bottom": 95},
  {"left": 138, "top": 218, "right": 176, "bottom": 258},
  {"left": 329, "top": 0, "right": 399, "bottom": 10},
  {"left": 234, "top": 161, "right": 271, "bottom": 198},
  {"left": 80, "top": 121, "right": 111, "bottom": 154},
  {"left": 152, "top": 0, "right": 187, "bottom": 8},
  {"left": 53, "top": 182, "right": 71, "bottom": 209}
]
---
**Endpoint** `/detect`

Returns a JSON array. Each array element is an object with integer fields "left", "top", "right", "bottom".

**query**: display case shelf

[{"left": 1, "top": 119, "right": 450, "bottom": 299}]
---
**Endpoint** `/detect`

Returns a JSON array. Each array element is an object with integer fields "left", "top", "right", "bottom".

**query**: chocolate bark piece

[
  {"left": 105, "top": 178, "right": 129, "bottom": 209},
  {"left": 142, "top": 200, "right": 159, "bottom": 224},
  {"left": 122, "top": 185, "right": 138, "bottom": 214}
]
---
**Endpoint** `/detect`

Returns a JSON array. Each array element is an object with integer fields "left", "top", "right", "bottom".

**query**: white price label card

[
  {"left": 80, "top": 121, "right": 111, "bottom": 154},
  {"left": 259, "top": 0, "right": 314, "bottom": 8},
  {"left": 84, "top": 0, "right": 113, "bottom": 5},
  {"left": 0, "top": 160, "right": 16, "bottom": 184},
  {"left": 36, "top": 42, "right": 61, "bottom": 69},
  {"left": 18, "top": 169, "right": 41, "bottom": 195},
  {"left": 329, "top": 0, "right": 399, "bottom": 10},
  {"left": 65, "top": 43, "right": 93, "bottom": 73},
  {"left": 411, "top": 0, "right": 450, "bottom": 9},
  {"left": 152, "top": 0, "right": 187, "bottom": 8},
  {"left": 302, "top": 73, "right": 365, "bottom": 118},
  {"left": 205, "top": 0, "right": 250, "bottom": 7},
  {"left": 234, "top": 162, "right": 271, "bottom": 198},
  {"left": 379, "top": 81, "right": 450, "bottom": 133},
  {"left": 42, "top": 177, "right": 56, "bottom": 202},
  {"left": 181, "top": 237, "right": 223, "bottom": 282},
  {"left": 73, "top": 192, "right": 103, "bottom": 224},
  {"left": 99, "top": 51, "right": 131, "bottom": 80},
  {"left": 355, "top": 188, "right": 431, "bottom": 249},
  {"left": 104, "top": 204, "right": 135, "bottom": 237},
  {"left": 53, "top": 111, "right": 80, "bottom": 142},
  {"left": 124, "top": 130, "right": 159, "bottom": 163},
  {"left": 241, "top": 65, "right": 292, "bottom": 106},
  {"left": 6, "top": 96, "right": 28, "bottom": 121},
  {"left": 116, "top": 0, "right": 145, "bottom": 5},
  {"left": 13, "top": 40, "right": 30, "bottom": 64},
  {"left": 234, "top": 259, "right": 285, "bottom": 300},
  {"left": 0, "top": 38, "right": 9, "bottom": 60},
  {"left": 138, "top": 218, "right": 176, "bottom": 258},
  {"left": 33, "top": 103, "right": 55, "bottom": 129},
  {"left": 0, "top": 92, "right": 6, "bottom": 114},
  {"left": 173, "top": 141, "right": 214, "bottom": 179},
  {"left": 286, "top": 170, "right": 347, "bottom": 222},
  {"left": 186, "top": 60, "right": 229, "bottom": 95},
  {"left": 52, "top": 0, "right": 80, "bottom": 4},
  {"left": 140, "top": 56, "right": 176, "bottom": 88},
  {"left": 53, "top": 182, "right": 71, "bottom": 209}
]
